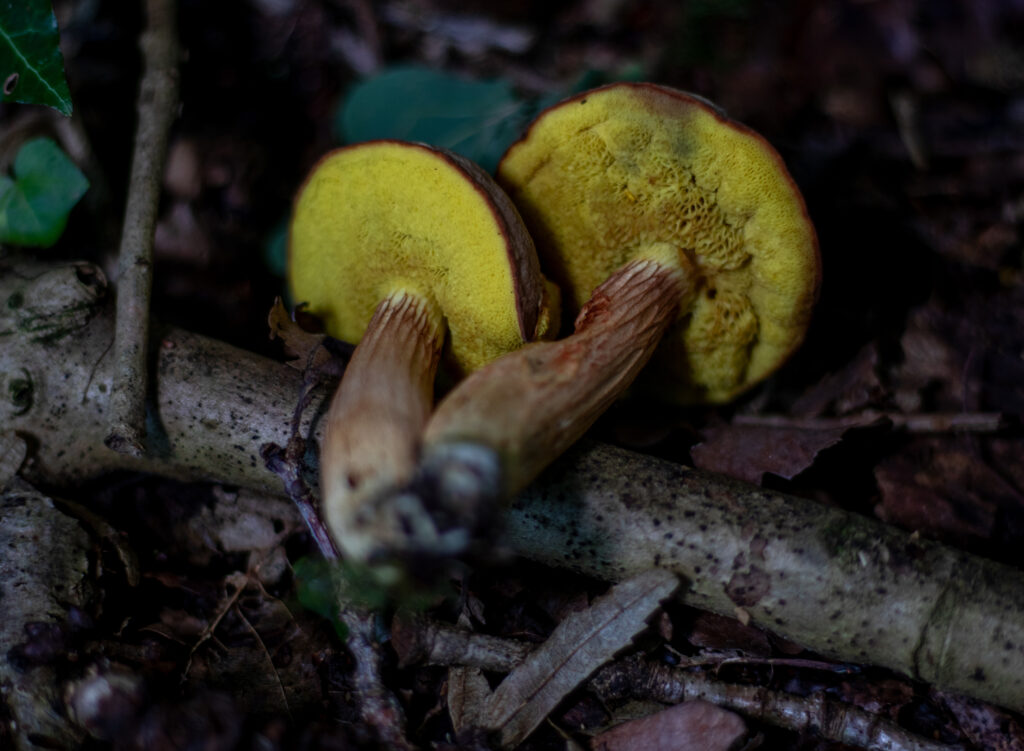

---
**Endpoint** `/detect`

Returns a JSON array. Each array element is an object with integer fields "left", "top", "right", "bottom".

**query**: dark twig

[
  {"left": 732, "top": 411, "right": 1006, "bottom": 434},
  {"left": 106, "top": 0, "right": 180, "bottom": 456},
  {"left": 261, "top": 436, "right": 338, "bottom": 560},
  {"left": 590, "top": 655, "right": 965, "bottom": 751},
  {"left": 260, "top": 371, "right": 413, "bottom": 750}
]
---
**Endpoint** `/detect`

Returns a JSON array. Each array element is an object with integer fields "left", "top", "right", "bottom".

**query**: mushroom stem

[
  {"left": 321, "top": 289, "right": 444, "bottom": 561},
  {"left": 419, "top": 251, "right": 694, "bottom": 512}
]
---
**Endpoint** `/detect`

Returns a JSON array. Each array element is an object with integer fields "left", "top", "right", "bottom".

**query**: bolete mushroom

[
  {"left": 416, "top": 83, "right": 820, "bottom": 511},
  {"left": 288, "top": 140, "right": 556, "bottom": 562}
]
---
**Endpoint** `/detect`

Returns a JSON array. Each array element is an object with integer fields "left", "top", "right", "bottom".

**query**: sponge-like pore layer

[
  {"left": 290, "top": 141, "right": 551, "bottom": 375},
  {"left": 499, "top": 84, "right": 820, "bottom": 403}
]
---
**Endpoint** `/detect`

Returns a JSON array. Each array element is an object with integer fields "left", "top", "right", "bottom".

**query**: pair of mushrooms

[{"left": 289, "top": 83, "right": 820, "bottom": 565}]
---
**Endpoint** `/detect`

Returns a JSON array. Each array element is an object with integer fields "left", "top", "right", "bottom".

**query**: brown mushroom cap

[
  {"left": 498, "top": 83, "right": 820, "bottom": 403},
  {"left": 289, "top": 140, "right": 555, "bottom": 376}
]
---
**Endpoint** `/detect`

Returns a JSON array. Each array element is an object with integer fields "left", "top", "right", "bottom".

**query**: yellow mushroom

[
  {"left": 419, "top": 83, "right": 820, "bottom": 507},
  {"left": 288, "top": 140, "right": 557, "bottom": 562}
]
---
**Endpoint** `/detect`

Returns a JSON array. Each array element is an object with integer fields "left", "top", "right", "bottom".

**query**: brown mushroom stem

[
  {"left": 321, "top": 290, "right": 444, "bottom": 561},
  {"left": 419, "top": 252, "right": 693, "bottom": 516}
]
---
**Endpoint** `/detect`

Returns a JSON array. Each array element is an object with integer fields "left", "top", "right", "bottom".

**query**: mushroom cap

[
  {"left": 289, "top": 140, "right": 555, "bottom": 375},
  {"left": 497, "top": 83, "right": 821, "bottom": 403}
]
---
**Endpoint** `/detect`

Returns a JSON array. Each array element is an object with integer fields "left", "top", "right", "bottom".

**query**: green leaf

[
  {"left": 337, "top": 66, "right": 532, "bottom": 173},
  {"left": 293, "top": 556, "right": 348, "bottom": 640},
  {"left": 335, "top": 66, "right": 647, "bottom": 174},
  {"left": 263, "top": 219, "right": 289, "bottom": 277},
  {"left": 0, "top": 137, "right": 89, "bottom": 247},
  {"left": 0, "top": 0, "right": 73, "bottom": 115}
]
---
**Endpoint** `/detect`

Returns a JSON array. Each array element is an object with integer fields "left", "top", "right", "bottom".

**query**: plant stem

[{"left": 106, "top": 0, "right": 180, "bottom": 456}]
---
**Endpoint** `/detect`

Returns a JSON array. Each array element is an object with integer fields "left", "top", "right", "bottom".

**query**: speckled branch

[
  {"left": 106, "top": 0, "right": 180, "bottom": 456},
  {"left": 3, "top": 258, "right": 1024, "bottom": 713}
]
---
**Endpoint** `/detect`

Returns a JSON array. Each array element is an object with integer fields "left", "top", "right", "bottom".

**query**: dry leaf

[
  {"left": 691, "top": 423, "right": 846, "bottom": 485},
  {"left": 684, "top": 611, "right": 771, "bottom": 657},
  {"left": 933, "top": 690, "right": 1024, "bottom": 751},
  {"left": 267, "top": 297, "right": 330, "bottom": 371},
  {"left": 447, "top": 666, "right": 491, "bottom": 734},
  {"left": 482, "top": 568, "right": 680, "bottom": 748},
  {"left": 789, "top": 342, "right": 884, "bottom": 417},
  {"left": 874, "top": 442, "right": 1024, "bottom": 545},
  {"left": 591, "top": 700, "right": 747, "bottom": 751}
]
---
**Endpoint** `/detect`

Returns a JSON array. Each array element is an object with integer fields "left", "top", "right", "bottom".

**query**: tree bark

[{"left": 3, "top": 257, "right": 1023, "bottom": 712}]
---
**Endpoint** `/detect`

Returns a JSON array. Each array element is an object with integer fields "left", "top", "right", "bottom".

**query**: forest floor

[{"left": 3, "top": 0, "right": 1024, "bottom": 749}]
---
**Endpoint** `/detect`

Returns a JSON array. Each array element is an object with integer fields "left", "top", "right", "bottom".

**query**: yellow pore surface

[
  {"left": 499, "top": 84, "right": 820, "bottom": 403},
  {"left": 290, "top": 142, "right": 531, "bottom": 374}
]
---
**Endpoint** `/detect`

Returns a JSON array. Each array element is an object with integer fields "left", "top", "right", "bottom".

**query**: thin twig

[
  {"left": 260, "top": 386, "right": 413, "bottom": 749},
  {"left": 731, "top": 411, "right": 1006, "bottom": 433},
  {"left": 261, "top": 434, "right": 339, "bottom": 560},
  {"left": 106, "top": 0, "right": 180, "bottom": 456}
]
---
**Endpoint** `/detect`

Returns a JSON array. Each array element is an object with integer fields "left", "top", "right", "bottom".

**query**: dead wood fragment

[
  {"left": 107, "top": 0, "right": 181, "bottom": 456},
  {"left": 0, "top": 483, "right": 92, "bottom": 751},
  {"left": 0, "top": 431, "right": 28, "bottom": 489},
  {"left": 5, "top": 259, "right": 1024, "bottom": 712},
  {"left": 391, "top": 612, "right": 533, "bottom": 670}
]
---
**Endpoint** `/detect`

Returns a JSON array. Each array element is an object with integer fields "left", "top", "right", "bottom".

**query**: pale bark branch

[
  {"left": 106, "top": 0, "right": 180, "bottom": 456},
  {"left": 4, "top": 259, "right": 1024, "bottom": 713}
]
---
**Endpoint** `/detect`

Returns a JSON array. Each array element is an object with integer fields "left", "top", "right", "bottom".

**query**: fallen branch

[
  {"left": 106, "top": 0, "right": 181, "bottom": 456},
  {"left": 4, "top": 258, "right": 1024, "bottom": 712}
]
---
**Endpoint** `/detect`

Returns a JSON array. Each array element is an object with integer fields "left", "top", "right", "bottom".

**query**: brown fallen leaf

[
  {"left": 590, "top": 700, "right": 747, "bottom": 751},
  {"left": 874, "top": 441, "right": 1024, "bottom": 546},
  {"left": 481, "top": 568, "right": 680, "bottom": 749},
  {"left": 933, "top": 689, "right": 1024, "bottom": 751},
  {"left": 690, "top": 423, "right": 847, "bottom": 485},
  {"left": 447, "top": 666, "right": 491, "bottom": 735},
  {"left": 789, "top": 342, "right": 885, "bottom": 417},
  {"left": 267, "top": 297, "right": 330, "bottom": 372},
  {"left": 683, "top": 610, "right": 772, "bottom": 657}
]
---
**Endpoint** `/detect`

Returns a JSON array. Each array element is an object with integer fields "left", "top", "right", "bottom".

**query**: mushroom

[
  {"left": 416, "top": 83, "right": 821, "bottom": 511},
  {"left": 288, "top": 140, "right": 556, "bottom": 562}
]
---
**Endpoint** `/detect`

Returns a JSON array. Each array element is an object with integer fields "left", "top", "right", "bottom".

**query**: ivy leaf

[
  {"left": 0, "top": 0, "right": 73, "bottom": 115},
  {"left": 337, "top": 66, "right": 532, "bottom": 174},
  {"left": 335, "top": 66, "right": 643, "bottom": 174},
  {"left": 0, "top": 137, "right": 89, "bottom": 247},
  {"left": 292, "top": 556, "right": 349, "bottom": 640}
]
